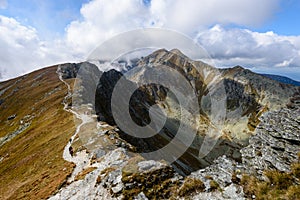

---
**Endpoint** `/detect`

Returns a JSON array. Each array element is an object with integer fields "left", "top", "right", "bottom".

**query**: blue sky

[
  {"left": 0, "top": 0, "right": 300, "bottom": 81},
  {"left": 0, "top": 0, "right": 88, "bottom": 39},
  {"left": 1, "top": 0, "right": 299, "bottom": 37},
  {"left": 255, "top": 0, "right": 300, "bottom": 35}
]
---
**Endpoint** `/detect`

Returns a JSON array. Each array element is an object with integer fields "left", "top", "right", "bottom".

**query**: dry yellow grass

[
  {"left": 178, "top": 177, "right": 205, "bottom": 197},
  {"left": 0, "top": 66, "right": 76, "bottom": 199},
  {"left": 74, "top": 167, "right": 97, "bottom": 181},
  {"left": 241, "top": 155, "right": 300, "bottom": 200}
]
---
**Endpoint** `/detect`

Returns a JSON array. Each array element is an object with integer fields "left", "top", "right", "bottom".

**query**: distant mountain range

[{"left": 260, "top": 74, "right": 300, "bottom": 86}]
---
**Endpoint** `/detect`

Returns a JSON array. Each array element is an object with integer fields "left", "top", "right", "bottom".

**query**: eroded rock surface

[
  {"left": 183, "top": 93, "right": 300, "bottom": 199},
  {"left": 241, "top": 94, "right": 300, "bottom": 177}
]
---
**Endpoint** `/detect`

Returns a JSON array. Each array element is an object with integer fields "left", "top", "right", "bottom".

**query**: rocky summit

[{"left": 0, "top": 49, "right": 299, "bottom": 200}]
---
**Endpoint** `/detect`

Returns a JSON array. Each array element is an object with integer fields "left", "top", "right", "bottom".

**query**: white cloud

[
  {"left": 196, "top": 25, "right": 300, "bottom": 79},
  {"left": 0, "top": 15, "right": 78, "bottom": 81},
  {"left": 66, "top": 0, "right": 151, "bottom": 57},
  {"left": 149, "top": 0, "right": 280, "bottom": 33},
  {"left": 66, "top": 0, "right": 281, "bottom": 57}
]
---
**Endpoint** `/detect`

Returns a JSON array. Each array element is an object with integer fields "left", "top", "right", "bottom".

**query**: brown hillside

[{"left": 0, "top": 66, "right": 75, "bottom": 200}]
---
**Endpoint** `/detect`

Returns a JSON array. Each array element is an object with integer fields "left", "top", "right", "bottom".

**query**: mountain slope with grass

[{"left": 0, "top": 66, "right": 76, "bottom": 199}]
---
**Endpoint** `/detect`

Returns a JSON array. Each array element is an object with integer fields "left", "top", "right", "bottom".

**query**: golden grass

[
  {"left": 241, "top": 158, "right": 300, "bottom": 200},
  {"left": 209, "top": 180, "right": 221, "bottom": 192},
  {"left": 74, "top": 167, "right": 97, "bottom": 181},
  {"left": 0, "top": 66, "right": 76, "bottom": 199},
  {"left": 178, "top": 177, "right": 205, "bottom": 197},
  {"left": 121, "top": 157, "right": 178, "bottom": 199}
]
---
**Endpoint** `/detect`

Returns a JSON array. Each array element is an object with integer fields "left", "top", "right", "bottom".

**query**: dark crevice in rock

[
  {"left": 271, "top": 135, "right": 300, "bottom": 146},
  {"left": 270, "top": 146, "right": 285, "bottom": 152},
  {"left": 284, "top": 138, "right": 300, "bottom": 145}
]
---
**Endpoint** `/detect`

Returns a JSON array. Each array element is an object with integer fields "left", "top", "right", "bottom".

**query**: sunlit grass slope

[{"left": 0, "top": 66, "right": 75, "bottom": 199}]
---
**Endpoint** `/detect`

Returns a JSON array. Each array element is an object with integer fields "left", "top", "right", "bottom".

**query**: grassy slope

[{"left": 0, "top": 66, "right": 75, "bottom": 199}]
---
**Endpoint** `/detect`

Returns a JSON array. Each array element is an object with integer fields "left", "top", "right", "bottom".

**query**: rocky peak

[
  {"left": 57, "top": 62, "right": 100, "bottom": 80},
  {"left": 232, "top": 65, "right": 245, "bottom": 70},
  {"left": 139, "top": 48, "right": 189, "bottom": 67},
  {"left": 170, "top": 48, "right": 189, "bottom": 58},
  {"left": 57, "top": 63, "right": 80, "bottom": 79}
]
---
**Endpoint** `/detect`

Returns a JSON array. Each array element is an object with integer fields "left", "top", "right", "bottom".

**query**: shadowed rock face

[
  {"left": 58, "top": 62, "right": 102, "bottom": 107},
  {"left": 57, "top": 63, "right": 80, "bottom": 79},
  {"left": 95, "top": 69, "right": 124, "bottom": 124},
  {"left": 95, "top": 69, "right": 171, "bottom": 153}
]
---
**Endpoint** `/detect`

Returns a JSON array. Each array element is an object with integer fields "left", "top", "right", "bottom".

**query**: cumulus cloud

[
  {"left": 196, "top": 25, "right": 300, "bottom": 70},
  {"left": 150, "top": 0, "right": 280, "bottom": 33},
  {"left": 0, "top": 15, "right": 78, "bottom": 81},
  {"left": 66, "top": 0, "right": 151, "bottom": 56},
  {"left": 66, "top": 0, "right": 281, "bottom": 57}
]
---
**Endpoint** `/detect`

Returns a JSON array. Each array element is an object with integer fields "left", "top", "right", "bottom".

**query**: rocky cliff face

[
  {"left": 57, "top": 63, "right": 80, "bottom": 79},
  {"left": 241, "top": 89, "right": 300, "bottom": 176},
  {"left": 95, "top": 69, "right": 124, "bottom": 124},
  {"left": 58, "top": 62, "right": 102, "bottom": 107},
  {"left": 187, "top": 92, "right": 300, "bottom": 199}
]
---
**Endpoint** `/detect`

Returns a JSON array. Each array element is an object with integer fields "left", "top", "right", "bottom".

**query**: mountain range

[
  {"left": 260, "top": 74, "right": 300, "bottom": 86},
  {"left": 0, "top": 49, "right": 299, "bottom": 199}
]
